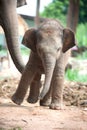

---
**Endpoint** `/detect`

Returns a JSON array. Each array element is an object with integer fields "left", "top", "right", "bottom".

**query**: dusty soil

[
  {"left": 0, "top": 67, "right": 87, "bottom": 130},
  {"left": 0, "top": 104, "right": 87, "bottom": 130}
]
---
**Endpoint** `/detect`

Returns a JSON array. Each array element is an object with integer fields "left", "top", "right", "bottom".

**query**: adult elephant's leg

[
  {"left": 0, "top": 0, "right": 25, "bottom": 73},
  {"left": 27, "top": 72, "right": 42, "bottom": 103},
  {"left": 50, "top": 56, "right": 65, "bottom": 110}
]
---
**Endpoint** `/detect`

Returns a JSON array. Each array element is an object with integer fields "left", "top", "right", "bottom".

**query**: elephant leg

[
  {"left": 11, "top": 60, "right": 37, "bottom": 105},
  {"left": 50, "top": 76, "right": 64, "bottom": 110},
  {"left": 11, "top": 51, "right": 41, "bottom": 105},
  {"left": 40, "top": 85, "right": 52, "bottom": 107},
  {"left": 50, "top": 57, "right": 65, "bottom": 110},
  {"left": 27, "top": 72, "right": 42, "bottom": 104}
]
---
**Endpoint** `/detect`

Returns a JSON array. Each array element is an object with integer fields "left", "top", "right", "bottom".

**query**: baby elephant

[{"left": 11, "top": 19, "right": 76, "bottom": 110}]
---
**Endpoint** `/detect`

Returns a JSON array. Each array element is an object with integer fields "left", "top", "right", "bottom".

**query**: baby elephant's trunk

[{"left": 40, "top": 54, "right": 56, "bottom": 99}]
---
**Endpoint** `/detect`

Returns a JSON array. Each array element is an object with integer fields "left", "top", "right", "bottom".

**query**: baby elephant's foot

[
  {"left": 27, "top": 96, "right": 38, "bottom": 104},
  {"left": 11, "top": 94, "right": 23, "bottom": 105},
  {"left": 50, "top": 102, "right": 65, "bottom": 110},
  {"left": 40, "top": 98, "right": 51, "bottom": 107}
]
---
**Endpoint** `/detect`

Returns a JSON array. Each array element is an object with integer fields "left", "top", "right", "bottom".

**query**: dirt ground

[{"left": 0, "top": 66, "right": 87, "bottom": 130}]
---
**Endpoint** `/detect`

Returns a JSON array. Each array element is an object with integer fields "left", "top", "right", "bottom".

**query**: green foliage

[
  {"left": 76, "top": 23, "right": 87, "bottom": 47},
  {"left": 79, "top": 0, "right": 87, "bottom": 23},
  {"left": 40, "top": 0, "right": 68, "bottom": 25},
  {"left": 65, "top": 68, "right": 87, "bottom": 82},
  {"left": 41, "top": 0, "right": 87, "bottom": 24},
  {"left": 76, "top": 51, "right": 87, "bottom": 59}
]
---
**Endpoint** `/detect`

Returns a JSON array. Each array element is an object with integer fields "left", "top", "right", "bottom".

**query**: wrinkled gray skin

[
  {"left": 12, "top": 19, "right": 76, "bottom": 110},
  {"left": 0, "top": 0, "right": 26, "bottom": 73}
]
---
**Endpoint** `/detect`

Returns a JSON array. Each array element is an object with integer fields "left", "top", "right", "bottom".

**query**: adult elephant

[
  {"left": 11, "top": 19, "right": 76, "bottom": 110},
  {"left": 0, "top": 0, "right": 26, "bottom": 73}
]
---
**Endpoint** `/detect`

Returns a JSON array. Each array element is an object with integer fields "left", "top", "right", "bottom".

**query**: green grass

[
  {"left": 0, "top": 127, "right": 22, "bottom": 130},
  {"left": 65, "top": 68, "right": 87, "bottom": 82},
  {"left": 76, "top": 51, "right": 87, "bottom": 60}
]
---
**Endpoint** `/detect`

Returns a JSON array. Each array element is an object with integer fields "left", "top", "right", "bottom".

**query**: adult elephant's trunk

[
  {"left": 1, "top": 0, "right": 25, "bottom": 73},
  {"left": 40, "top": 54, "right": 56, "bottom": 99}
]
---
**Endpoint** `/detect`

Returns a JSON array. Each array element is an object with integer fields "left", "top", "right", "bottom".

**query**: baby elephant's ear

[
  {"left": 22, "top": 29, "right": 37, "bottom": 52},
  {"left": 62, "top": 28, "right": 76, "bottom": 53}
]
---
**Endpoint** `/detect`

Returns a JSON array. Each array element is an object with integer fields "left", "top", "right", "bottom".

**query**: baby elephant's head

[{"left": 22, "top": 27, "right": 76, "bottom": 54}]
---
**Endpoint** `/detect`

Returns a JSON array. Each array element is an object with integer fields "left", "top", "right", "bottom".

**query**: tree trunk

[
  {"left": 67, "top": 0, "right": 80, "bottom": 33},
  {"left": 35, "top": 0, "right": 40, "bottom": 28}
]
